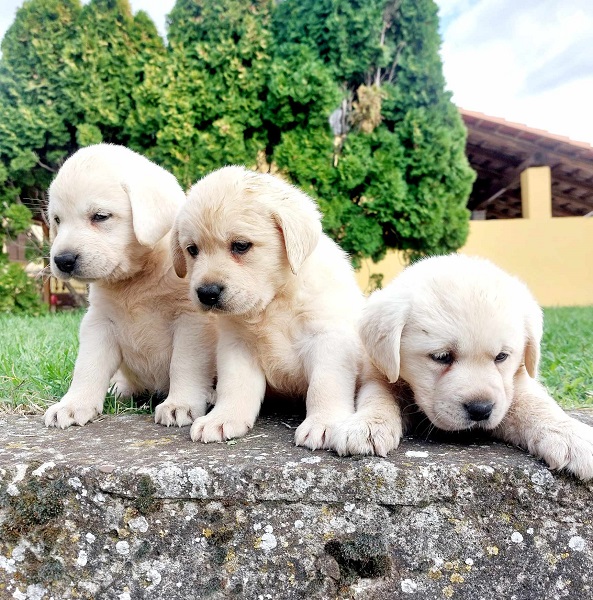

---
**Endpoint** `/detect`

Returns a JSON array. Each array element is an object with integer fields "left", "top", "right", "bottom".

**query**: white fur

[
  {"left": 44, "top": 144, "right": 215, "bottom": 429},
  {"left": 172, "top": 166, "right": 395, "bottom": 451},
  {"left": 333, "top": 254, "right": 593, "bottom": 480}
]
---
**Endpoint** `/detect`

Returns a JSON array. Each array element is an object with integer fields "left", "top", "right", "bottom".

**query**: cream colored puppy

[
  {"left": 44, "top": 144, "right": 215, "bottom": 429},
  {"left": 333, "top": 254, "right": 593, "bottom": 480},
  {"left": 171, "top": 166, "right": 397, "bottom": 451}
]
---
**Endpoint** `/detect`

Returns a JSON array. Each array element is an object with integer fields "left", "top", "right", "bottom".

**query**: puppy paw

[
  {"left": 155, "top": 398, "right": 206, "bottom": 427},
  {"left": 44, "top": 397, "right": 102, "bottom": 429},
  {"left": 533, "top": 419, "right": 593, "bottom": 480},
  {"left": 328, "top": 414, "right": 402, "bottom": 457},
  {"left": 294, "top": 416, "right": 335, "bottom": 451},
  {"left": 190, "top": 411, "right": 253, "bottom": 443}
]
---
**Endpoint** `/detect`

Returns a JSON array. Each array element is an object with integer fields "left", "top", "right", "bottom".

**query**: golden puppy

[
  {"left": 333, "top": 254, "right": 593, "bottom": 480},
  {"left": 44, "top": 144, "right": 215, "bottom": 428},
  {"left": 171, "top": 166, "right": 397, "bottom": 451}
]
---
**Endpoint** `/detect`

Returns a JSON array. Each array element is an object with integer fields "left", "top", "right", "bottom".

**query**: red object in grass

[{"left": 50, "top": 294, "right": 58, "bottom": 306}]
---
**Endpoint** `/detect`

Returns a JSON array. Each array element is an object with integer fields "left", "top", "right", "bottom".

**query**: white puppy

[
  {"left": 44, "top": 144, "right": 215, "bottom": 429},
  {"left": 333, "top": 254, "right": 593, "bottom": 480},
  {"left": 171, "top": 166, "right": 397, "bottom": 451}
]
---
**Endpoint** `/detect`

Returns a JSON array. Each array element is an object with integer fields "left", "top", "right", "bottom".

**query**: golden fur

[
  {"left": 334, "top": 254, "right": 593, "bottom": 479},
  {"left": 171, "top": 166, "right": 397, "bottom": 452},
  {"left": 44, "top": 144, "right": 215, "bottom": 428}
]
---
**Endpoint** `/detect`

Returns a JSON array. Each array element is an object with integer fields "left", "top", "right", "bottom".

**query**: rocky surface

[{"left": 0, "top": 410, "right": 592, "bottom": 600}]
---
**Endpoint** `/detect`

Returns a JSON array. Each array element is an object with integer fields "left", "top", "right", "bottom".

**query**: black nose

[
  {"left": 197, "top": 284, "right": 223, "bottom": 307},
  {"left": 54, "top": 252, "right": 78, "bottom": 274},
  {"left": 464, "top": 400, "right": 494, "bottom": 422}
]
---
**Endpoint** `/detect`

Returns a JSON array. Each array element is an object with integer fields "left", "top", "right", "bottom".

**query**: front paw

[
  {"left": 328, "top": 413, "right": 402, "bottom": 457},
  {"left": 533, "top": 419, "right": 593, "bottom": 480},
  {"left": 155, "top": 397, "right": 206, "bottom": 427},
  {"left": 44, "top": 396, "right": 103, "bottom": 429},
  {"left": 190, "top": 410, "right": 253, "bottom": 443},
  {"left": 294, "top": 416, "right": 337, "bottom": 451}
]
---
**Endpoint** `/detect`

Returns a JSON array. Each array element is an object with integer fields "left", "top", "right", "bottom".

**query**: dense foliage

[
  {"left": 0, "top": 0, "right": 162, "bottom": 313},
  {"left": 272, "top": 0, "right": 475, "bottom": 261},
  {"left": 0, "top": 0, "right": 475, "bottom": 307},
  {"left": 0, "top": 202, "right": 45, "bottom": 314}
]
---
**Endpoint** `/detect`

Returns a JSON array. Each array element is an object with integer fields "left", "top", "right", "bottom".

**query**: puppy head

[
  {"left": 360, "top": 254, "right": 543, "bottom": 431},
  {"left": 172, "top": 166, "right": 321, "bottom": 315},
  {"left": 48, "top": 144, "right": 184, "bottom": 282}
]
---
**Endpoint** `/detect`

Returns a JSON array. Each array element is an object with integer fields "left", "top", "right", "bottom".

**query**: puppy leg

[
  {"left": 294, "top": 330, "right": 358, "bottom": 451},
  {"left": 155, "top": 314, "right": 216, "bottom": 427},
  {"left": 190, "top": 325, "right": 265, "bottom": 443},
  {"left": 329, "top": 361, "right": 403, "bottom": 457},
  {"left": 493, "top": 369, "right": 593, "bottom": 480},
  {"left": 44, "top": 310, "right": 121, "bottom": 428}
]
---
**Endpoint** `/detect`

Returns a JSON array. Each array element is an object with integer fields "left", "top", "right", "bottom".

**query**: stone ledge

[{"left": 0, "top": 410, "right": 592, "bottom": 599}]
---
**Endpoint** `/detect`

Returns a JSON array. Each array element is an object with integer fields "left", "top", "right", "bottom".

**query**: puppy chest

[
  {"left": 114, "top": 314, "right": 173, "bottom": 382},
  {"left": 254, "top": 330, "right": 307, "bottom": 394}
]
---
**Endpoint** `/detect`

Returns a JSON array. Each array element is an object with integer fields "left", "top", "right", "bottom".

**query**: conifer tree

[
  {"left": 65, "top": 0, "right": 165, "bottom": 146},
  {"left": 147, "top": 0, "right": 274, "bottom": 186},
  {"left": 0, "top": 0, "right": 163, "bottom": 313},
  {"left": 271, "top": 0, "right": 475, "bottom": 262}
]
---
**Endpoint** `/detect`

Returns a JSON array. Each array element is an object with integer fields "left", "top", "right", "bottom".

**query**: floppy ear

[
  {"left": 523, "top": 296, "right": 543, "bottom": 379},
  {"left": 359, "top": 287, "right": 410, "bottom": 383},
  {"left": 170, "top": 221, "right": 187, "bottom": 278},
  {"left": 246, "top": 172, "right": 322, "bottom": 274},
  {"left": 122, "top": 158, "right": 185, "bottom": 248}
]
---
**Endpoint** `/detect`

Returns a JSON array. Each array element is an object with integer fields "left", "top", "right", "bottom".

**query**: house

[{"left": 357, "top": 109, "right": 593, "bottom": 306}]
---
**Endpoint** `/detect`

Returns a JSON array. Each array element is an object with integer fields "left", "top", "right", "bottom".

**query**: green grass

[
  {"left": 540, "top": 307, "right": 593, "bottom": 409},
  {"left": 0, "top": 310, "right": 151, "bottom": 415},
  {"left": 0, "top": 307, "right": 592, "bottom": 414}
]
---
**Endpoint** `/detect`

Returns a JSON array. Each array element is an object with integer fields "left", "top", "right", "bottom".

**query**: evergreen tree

[
  {"left": 0, "top": 0, "right": 81, "bottom": 211},
  {"left": 0, "top": 0, "right": 162, "bottom": 313},
  {"left": 0, "top": 0, "right": 476, "bottom": 291},
  {"left": 146, "top": 0, "right": 274, "bottom": 187},
  {"left": 271, "top": 0, "right": 475, "bottom": 263},
  {"left": 65, "top": 0, "right": 165, "bottom": 146},
  {"left": 0, "top": 0, "right": 164, "bottom": 210}
]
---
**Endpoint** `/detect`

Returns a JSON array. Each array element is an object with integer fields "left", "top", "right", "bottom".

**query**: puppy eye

[
  {"left": 231, "top": 240, "right": 252, "bottom": 255},
  {"left": 186, "top": 244, "right": 199, "bottom": 258},
  {"left": 54, "top": 216, "right": 60, "bottom": 225},
  {"left": 92, "top": 213, "right": 111, "bottom": 223},
  {"left": 430, "top": 351, "right": 455, "bottom": 365},
  {"left": 495, "top": 352, "right": 509, "bottom": 363}
]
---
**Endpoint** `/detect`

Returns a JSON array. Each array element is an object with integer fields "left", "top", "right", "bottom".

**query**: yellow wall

[{"left": 356, "top": 167, "right": 593, "bottom": 306}]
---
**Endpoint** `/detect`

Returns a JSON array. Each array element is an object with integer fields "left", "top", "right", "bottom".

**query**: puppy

[
  {"left": 44, "top": 144, "right": 215, "bottom": 429},
  {"left": 332, "top": 254, "right": 593, "bottom": 480},
  {"left": 170, "top": 166, "right": 397, "bottom": 451}
]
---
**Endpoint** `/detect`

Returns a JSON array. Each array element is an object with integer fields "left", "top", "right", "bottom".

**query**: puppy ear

[
  {"left": 122, "top": 157, "right": 185, "bottom": 248},
  {"left": 170, "top": 221, "right": 187, "bottom": 278},
  {"left": 273, "top": 203, "right": 322, "bottom": 275},
  {"left": 359, "top": 288, "right": 410, "bottom": 383},
  {"left": 246, "top": 172, "right": 322, "bottom": 274},
  {"left": 523, "top": 296, "right": 543, "bottom": 379}
]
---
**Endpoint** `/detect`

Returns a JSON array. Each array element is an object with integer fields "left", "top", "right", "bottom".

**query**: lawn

[
  {"left": 0, "top": 307, "right": 592, "bottom": 414},
  {"left": 0, "top": 310, "right": 150, "bottom": 416},
  {"left": 539, "top": 306, "right": 593, "bottom": 409}
]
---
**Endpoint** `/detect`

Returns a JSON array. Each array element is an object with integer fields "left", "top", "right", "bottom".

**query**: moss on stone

[
  {"left": 35, "top": 556, "right": 65, "bottom": 584},
  {"left": 324, "top": 533, "right": 390, "bottom": 585},
  {"left": 2, "top": 477, "right": 68, "bottom": 543},
  {"left": 134, "top": 475, "right": 163, "bottom": 515}
]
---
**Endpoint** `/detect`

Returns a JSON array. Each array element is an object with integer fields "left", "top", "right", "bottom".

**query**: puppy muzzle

[
  {"left": 53, "top": 252, "right": 79, "bottom": 277},
  {"left": 464, "top": 400, "right": 494, "bottom": 422},
  {"left": 196, "top": 284, "right": 224, "bottom": 309}
]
